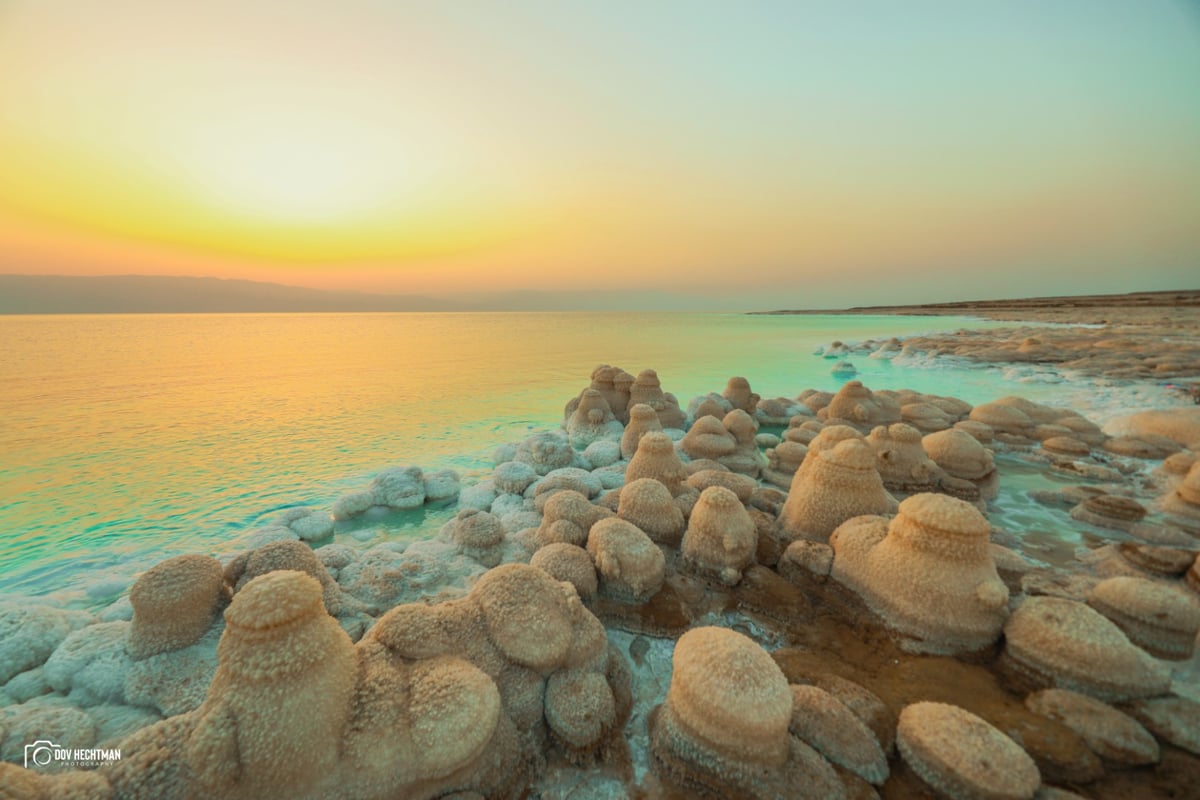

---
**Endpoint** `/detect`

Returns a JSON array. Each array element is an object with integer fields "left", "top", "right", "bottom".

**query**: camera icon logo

[{"left": 24, "top": 740, "right": 59, "bottom": 768}]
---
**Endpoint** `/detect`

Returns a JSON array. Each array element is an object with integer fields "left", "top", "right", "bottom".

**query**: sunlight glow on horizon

[{"left": 1, "top": 0, "right": 1198, "bottom": 306}]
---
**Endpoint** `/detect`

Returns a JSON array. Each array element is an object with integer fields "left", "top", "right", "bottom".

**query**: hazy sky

[{"left": 1, "top": 0, "right": 1198, "bottom": 308}]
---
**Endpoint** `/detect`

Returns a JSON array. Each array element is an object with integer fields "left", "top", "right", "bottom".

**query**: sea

[{"left": 0, "top": 311, "right": 1180, "bottom": 606}]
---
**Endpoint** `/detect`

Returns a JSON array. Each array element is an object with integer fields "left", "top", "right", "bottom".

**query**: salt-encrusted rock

[
  {"left": 125, "top": 624, "right": 221, "bottom": 717},
  {"left": 514, "top": 430, "right": 576, "bottom": 476},
  {"left": 820, "top": 381, "right": 900, "bottom": 431},
  {"left": 831, "top": 493, "right": 1009, "bottom": 654},
  {"left": 780, "top": 439, "right": 898, "bottom": 543},
  {"left": 494, "top": 461, "right": 538, "bottom": 495},
  {"left": 1086, "top": 576, "right": 1200, "bottom": 660},
  {"left": 582, "top": 439, "right": 621, "bottom": 469},
  {"left": 867, "top": 423, "right": 943, "bottom": 492},
  {"left": 441, "top": 508, "right": 507, "bottom": 567},
  {"left": 617, "top": 478, "right": 685, "bottom": 546},
  {"left": 788, "top": 684, "right": 888, "bottom": 785},
  {"left": 621, "top": 403, "right": 664, "bottom": 460},
  {"left": 650, "top": 627, "right": 841, "bottom": 799},
  {"left": 1024, "top": 689, "right": 1159, "bottom": 766},
  {"left": 1160, "top": 460, "right": 1200, "bottom": 522},
  {"left": 763, "top": 438, "right": 809, "bottom": 489},
  {"left": 686, "top": 468, "right": 756, "bottom": 504},
  {"left": 681, "top": 486, "right": 757, "bottom": 586},
  {"left": 127, "top": 554, "right": 227, "bottom": 661},
  {"left": 530, "top": 542, "right": 598, "bottom": 599},
  {"left": 544, "top": 668, "right": 617, "bottom": 752},
  {"left": 625, "top": 431, "right": 689, "bottom": 496},
  {"left": 897, "top": 702, "right": 1040, "bottom": 800},
  {"left": 779, "top": 539, "right": 835, "bottom": 583},
  {"left": 1103, "top": 407, "right": 1200, "bottom": 450},
  {"left": 970, "top": 402, "right": 1036, "bottom": 439},
  {"left": 923, "top": 429, "right": 995, "bottom": 481},
  {"left": 586, "top": 518, "right": 665, "bottom": 603},
  {"left": 533, "top": 490, "right": 611, "bottom": 550},
  {"left": 628, "top": 369, "right": 686, "bottom": 429},
  {"left": 457, "top": 479, "right": 498, "bottom": 511},
  {"left": 722, "top": 376, "right": 760, "bottom": 415},
  {"left": 901, "top": 401, "right": 953, "bottom": 432},
  {"left": 1070, "top": 494, "right": 1147, "bottom": 534},
  {"left": 720, "top": 409, "right": 766, "bottom": 477},
  {"left": 688, "top": 392, "right": 733, "bottom": 422},
  {"left": 1042, "top": 436, "right": 1091, "bottom": 457},
  {"left": 564, "top": 388, "right": 624, "bottom": 448},
  {"left": 679, "top": 415, "right": 736, "bottom": 461},
  {"left": 0, "top": 699, "right": 98, "bottom": 773},
  {"left": 0, "top": 604, "right": 92, "bottom": 685},
  {"left": 43, "top": 620, "right": 132, "bottom": 707},
  {"left": 370, "top": 465, "right": 426, "bottom": 509},
  {"left": 1121, "top": 695, "right": 1200, "bottom": 755},
  {"left": 422, "top": 469, "right": 461, "bottom": 502},
  {"left": 1116, "top": 542, "right": 1197, "bottom": 577},
  {"left": 535, "top": 467, "right": 604, "bottom": 501},
  {"left": 1000, "top": 596, "right": 1171, "bottom": 702}
]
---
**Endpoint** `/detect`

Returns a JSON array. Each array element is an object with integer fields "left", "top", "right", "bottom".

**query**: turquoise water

[{"left": 0, "top": 311, "right": 1137, "bottom": 602}]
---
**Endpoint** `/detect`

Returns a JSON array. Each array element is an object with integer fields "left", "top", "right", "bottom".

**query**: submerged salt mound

[
  {"left": 1024, "top": 689, "right": 1159, "bottom": 766},
  {"left": 128, "top": 554, "right": 228, "bottom": 661},
  {"left": 779, "top": 439, "right": 898, "bottom": 544},
  {"left": 1000, "top": 596, "right": 1171, "bottom": 702},
  {"left": 0, "top": 605, "right": 93, "bottom": 686},
  {"left": 831, "top": 493, "right": 1009, "bottom": 655},
  {"left": 650, "top": 627, "right": 844, "bottom": 799},
  {"left": 1086, "top": 576, "right": 1200, "bottom": 660},
  {"left": 1103, "top": 407, "right": 1200, "bottom": 450},
  {"left": 681, "top": 486, "right": 756, "bottom": 586},
  {"left": 896, "top": 702, "right": 1040, "bottom": 800}
]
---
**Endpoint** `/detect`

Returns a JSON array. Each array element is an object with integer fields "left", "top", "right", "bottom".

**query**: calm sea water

[{"left": 0, "top": 311, "right": 1128, "bottom": 602}]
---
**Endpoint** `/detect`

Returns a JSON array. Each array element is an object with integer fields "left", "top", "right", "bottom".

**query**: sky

[{"left": 1, "top": 0, "right": 1198, "bottom": 309}]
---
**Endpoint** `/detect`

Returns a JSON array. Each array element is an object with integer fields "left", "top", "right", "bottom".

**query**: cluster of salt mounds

[{"left": 4, "top": 364, "right": 1200, "bottom": 798}]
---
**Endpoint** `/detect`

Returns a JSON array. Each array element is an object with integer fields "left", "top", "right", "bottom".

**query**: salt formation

[
  {"left": 677, "top": 414, "right": 736, "bottom": 461},
  {"left": 624, "top": 432, "right": 689, "bottom": 496},
  {"left": 686, "top": 468, "right": 756, "bottom": 503},
  {"left": 719, "top": 409, "right": 765, "bottom": 477},
  {"left": 586, "top": 518, "right": 665, "bottom": 602},
  {"left": 1160, "top": 460, "right": 1200, "bottom": 522},
  {"left": 1000, "top": 596, "right": 1171, "bottom": 702},
  {"left": 649, "top": 627, "right": 843, "bottom": 799},
  {"left": 440, "top": 508, "right": 507, "bottom": 567},
  {"left": 763, "top": 429, "right": 809, "bottom": 489},
  {"left": 787, "top": 684, "right": 888, "bottom": 785},
  {"left": 831, "top": 493, "right": 1009, "bottom": 654},
  {"left": 620, "top": 402, "right": 664, "bottom": 459},
  {"left": 1069, "top": 494, "right": 1147, "bottom": 534},
  {"left": 681, "top": 486, "right": 757, "bottom": 585},
  {"left": 968, "top": 401, "right": 1036, "bottom": 440},
  {"left": 818, "top": 380, "right": 901, "bottom": 430},
  {"left": 896, "top": 702, "right": 1040, "bottom": 800},
  {"left": 563, "top": 388, "right": 623, "bottom": 447},
  {"left": 616, "top": 477, "right": 685, "bottom": 545},
  {"left": 514, "top": 431, "right": 578, "bottom": 476},
  {"left": 529, "top": 542, "right": 598, "bottom": 598},
  {"left": 127, "top": 555, "right": 228, "bottom": 661},
  {"left": 628, "top": 369, "right": 686, "bottom": 429},
  {"left": 1086, "top": 576, "right": 1200, "bottom": 660},
  {"left": 922, "top": 429, "right": 995, "bottom": 481},
  {"left": 722, "top": 376, "right": 759, "bottom": 414},
  {"left": 1024, "top": 689, "right": 1160, "bottom": 766},
  {"left": 779, "top": 438, "right": 898, "bottom": 543},
  {"left": 532, "top": 490, "right": 611, "bottom": 549},
  {"left": 866, "top": 422, "right": 944, "bottom": 493}
]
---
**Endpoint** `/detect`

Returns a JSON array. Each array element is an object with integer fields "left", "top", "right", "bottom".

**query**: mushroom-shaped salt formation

[
  {"left": 901, "top": 401, "right": 953, "bottom": 432},
  {"left": 687, "top": 392, "right": 733, "bottom": 422},
  {"left": 650, "top": 627, "right": 841, "bottom": 799},
  {"left": 1069, "top": 494, "right": 1147, "bottom": 534},
  {"left": 625, "top": 431, "right": 689, "bottom": 496},
  {"left": 1000, "top": 596, "right": 1171, "bottom": 702},
  {"left": 867, "top": 422, "right": 944, "bottom": 493},
  {"left": 530, "top": 542, "right": 598, "bottom": 599},
  {"left": 968, "top": 401, "right": 1035, "bottom": 440},
  {"left": 591, "top": 364, "right": 632, "bottom": 423},
  {"left": 514, "top": 430, "right": 577, "bottom": 476},
  {"left": 564, "top": 388, "right": 623, "bottom": 447},
  {"left": 686, "top": 468, "right": 756, "bottom": 503},
  {"left": 186, "top": 571, "right": 357, "bottom": 798},
  {"left": 681, "top": 486, "right": 757, "bottom": 586},
  {"left": 720, "top": 409, "right": 765, "bottom": 477},
  {"left": 1086, "top": 576, "right": 1200, "bottom": 660},
  {"left": 586, "top": 517, "right": 665, "bottom": 603},
  {"left": 830, "top": 493, "right": 1009, "bottom": 655},
  {"left": 922, "top": 429, "right": 995, "bottom": 481},
  {"left": 1024, "top": 689, "right": 1159, "bottom": 766},
  {"left": 544, "top": 668, "right": 618, "bottom": 756},
  {"left": 779, "top": 439, "right": 898, "bottom": 544},
  {"left": 128, "top": 554, "right": 228, "bottom": 661},
  {"left": 819, "top": 380, "right": 901, "bottom": 431},
  {"left": 628, "top": 369, "right": 686, "bottom": 429},
  {"left": 532, "top": 490, "right": 611, "bottom": 550},
  {"left": 617, "top": 477, "right": 685, "bottom": 546},
  {"left": 493, "top": 460, "right": 538, "bottom": 495},
  {"left": 722, "top": 376, "right": 760, "bottom": 414},
  {"left": 897, "top": 702, "right": 1040, "bottom": 800},
  {"left": 678, "top": 414, "right": 736, "bottom": 461},
  {"left": 441, "top": 508, "right": 507, "bottom": 567},
  {"left": 620, "top": 402, "right": 664, "bottom": 459},
  {"left": 763, "top": 437, "right": 808, "bottom": 489}
]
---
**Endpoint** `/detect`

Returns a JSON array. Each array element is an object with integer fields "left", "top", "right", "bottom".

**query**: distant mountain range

[{"left": 0, "top": 274, "right": 731, "bottom": 313}]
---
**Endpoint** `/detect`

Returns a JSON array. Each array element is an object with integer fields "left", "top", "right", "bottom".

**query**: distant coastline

[{"left": 756, "top": 289, "right": 1200, "bottom": 325}]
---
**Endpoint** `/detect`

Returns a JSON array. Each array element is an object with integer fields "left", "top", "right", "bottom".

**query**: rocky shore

[{"left": 2, "top": 352, "right": 1200, "bottom": 799}]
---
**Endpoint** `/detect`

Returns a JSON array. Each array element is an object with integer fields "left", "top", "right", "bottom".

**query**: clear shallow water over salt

[{"left": 0, "top": 311, "right": 1176, "bottom": 603}]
